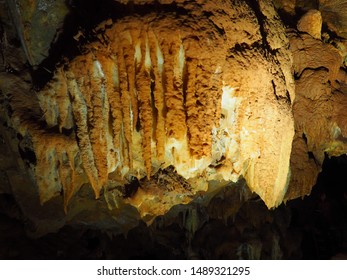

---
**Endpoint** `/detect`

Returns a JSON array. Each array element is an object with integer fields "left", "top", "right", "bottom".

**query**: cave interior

[{"left": 0, "top": 0, "right": 347, "bottom": 260}]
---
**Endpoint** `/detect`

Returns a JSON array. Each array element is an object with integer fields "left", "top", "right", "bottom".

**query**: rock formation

[
  {"left": 0, "top": 0, "right": 346, "bottom": 245},
  {"left": 285, "top": 30, "right": 347, "bottom": 201},
  {"left": 1, "top": 0, "right": 295, "bottom": 225}
]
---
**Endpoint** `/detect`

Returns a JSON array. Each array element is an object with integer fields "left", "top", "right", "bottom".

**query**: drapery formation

[{"left": 31, "top": 0, "right": 294, "bottom": 216}]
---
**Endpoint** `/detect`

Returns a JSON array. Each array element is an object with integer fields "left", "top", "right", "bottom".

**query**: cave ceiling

[{"left": 0, "top": 0, "right": 347, "bottom": 238}]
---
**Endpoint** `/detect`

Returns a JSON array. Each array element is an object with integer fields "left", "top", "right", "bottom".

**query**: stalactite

[
  {"left": 27, "top": 126, "right": 86, "bottom": 210},
  {"left": 93, "top": 51, "right": 118, "bottom": 174},
  {"left": 161, "top": 37, "right": 187, "bottom": 141},
  {"left": 58, "top": 153, "right": 73, "bottom": 212},
  {"left": 136, "top": 31, "right": 153, "bottom": 178},
  {"left": 194, "top": 63, "right": 214, "bottom": 157},
  {"left": 37, "top": 84, "right": 58, "bottom": 128},
  {"left": 28, "top": 5, "right": 295, "bottom": 213},
  {"left": 117, "top": 43, "right": 132, "bottom": 170},
  {"left": 103, "top": 40, "right": 124, "bottom": 173},
  {"left": 123, "top": 30, "right": 139, "bottom": 132},
  {"left": 54, "top": 68, "right": 73, "bottom": 132},
  {"left": 211, "top": 71, "right": 223, "bottom": 129},
  {"left": 172, "top": 40, "right": 187, "bottom": 140},
  {"left": 148, "top": 30, "right": 166, "bottom": 161},
  {"left": 89, "top": 51, "right": 109, "bottom": 189},
  {"left": 65, "top": 66, "right": 99, "bottom": 197},
  {"left": 185, "top": 58, "right": 199, "bottom": 156}
]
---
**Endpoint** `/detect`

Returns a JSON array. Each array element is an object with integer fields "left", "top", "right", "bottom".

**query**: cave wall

[
  {"left": 0, "top": 0, "right": 346, "bottom": 251},
  {"left": 284, "top": 8, "right": 347, "bottom": 201},
  {"left": 1, "top": 0, "right": 295, "bottom": 235}
]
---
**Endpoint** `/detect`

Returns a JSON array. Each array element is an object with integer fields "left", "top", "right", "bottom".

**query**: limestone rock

[
  {"left": 286, "top": 31, "right": 347, "bottom": 201},
  {"left": 31, "top": 1, "right": 294, "bottom": 214},
  {"left": 5, "top": 0, "right": 69, "bottom": 66},
  {"left": 290, "top": 33, "right": 342, "bottom": 84},
  {"left": 319, "top": 0, "right": 347, "bottom": 39},
  {"left": 297, "top": 10, "right": 322, "bottom": 39},
  {"left": 1, "top": 0, "right": 295, "bottom": 233},
  {"left": 274, "top": 0, "right": 319, "bottom": 14},
  {"left": 273, "top": 0, "right": 296, "bottom": 15}
]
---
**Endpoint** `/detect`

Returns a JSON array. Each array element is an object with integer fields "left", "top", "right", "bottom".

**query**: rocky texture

[
  {"left": 272, "top": 0, "right": 347, "bottom": 202},
  {"left": 273, "top": 0, "right": 296, "bottom": 15},
  {"left": 5, "top": 0, "right": 69, "bottom": 66},
  {"left": 297, "top": 10, "right": 322, "bottom": 40},
  {"left": 0, "top": 180, "right": 301, "bottom": 259},
  {"left": 275, "top": 0, "right": 347, "bottom": 39},
  {"left": 2, "top": 165, "right": 346, "bottom": 260},
  {"left": 4, "top": 0, "right": 347, "bottom": 249},
  {"left": 319, "top": 0, "right": 347, "bottom": 39},
  {"left": 0, "top": 1, "right": 28, "bottom": 74},
  {"left": 285, "top": 31, "right": 347, "bottom": 201},
  {"left": 1, "top": 0, "right": 347, "bottom": 260},
  {"left": 0, "top": 0, "right": 296, "bottom": 235},
  {"left": 274, "top": 0, "right": 319, "bottom": 15}
]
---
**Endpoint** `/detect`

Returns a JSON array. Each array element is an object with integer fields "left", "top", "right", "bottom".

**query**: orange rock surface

[
  {"left": 286, "top": 31, "right": 347, "bottom": 201},
  {"left": 4, "top": 0, "right": 296, "bottom": 218}
]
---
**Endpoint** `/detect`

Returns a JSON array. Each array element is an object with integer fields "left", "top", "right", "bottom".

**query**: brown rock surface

[
  {"left": 1, "top": 0, "right": 347, "bottom": 259},
  {"left": 5, "top": 0, "right": 69, "bottom": 66},
  {"left": 30, "top": 0, "right": 294, "bottom": 214},
  {"left": 297, "top": 10, "right": 322, "bottom": 40},
  {"left": 286, "top": 31, "right": 347, "bottom": 201},
  {"left": 319, "top": 0, "right": 347, "bottom": 39},
  {"left": 0, "top": 0, "right": 295, "bottom": 234},
  {"left": 273, "top": 0, "right": 296, "bottom": 15}
]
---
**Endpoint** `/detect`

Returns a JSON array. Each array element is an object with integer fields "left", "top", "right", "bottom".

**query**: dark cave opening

[{"left": 288, "top": 154, "right": 347, "bottom": 259}]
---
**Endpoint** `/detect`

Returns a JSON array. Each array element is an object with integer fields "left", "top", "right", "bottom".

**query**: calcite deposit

[
  {"left": 2, "top": 0, "right": 295, "bottom": 220},
  {"left": 297, "top": 10, "right": 322, "bottom": 40},
  {"left": 285, "top": 31, "right": 347, "bottom": 201},
  {"left": 2, "top": 0, "right": 347, "bottom": 259},
  {"left": 319, "top": 0, "right": 347, "bottom": 39}
]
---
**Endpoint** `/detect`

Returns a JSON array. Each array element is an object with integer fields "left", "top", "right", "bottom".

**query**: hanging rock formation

[
  {"left": 0, "top": 0, "right": 295, "bottom": 232},
  {"left": 29, "top": 0, "right": 294, "bottom": 215},
  {"left": 1, "top": 0, "right": 347, "bottom": 259}
]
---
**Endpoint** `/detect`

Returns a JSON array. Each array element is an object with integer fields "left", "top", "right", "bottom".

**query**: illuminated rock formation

[
  {"left": 1, "top": 0, "right": 347, "bottom": 259},
  {"left": 285, "top": 31, "right": 347, "bottom": 201},
  {"left": 0, "top": 0, "right": 297, "bottom": 230},
  {"left": 297, "top": 10, "right": 322, "bottom": 40}
]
